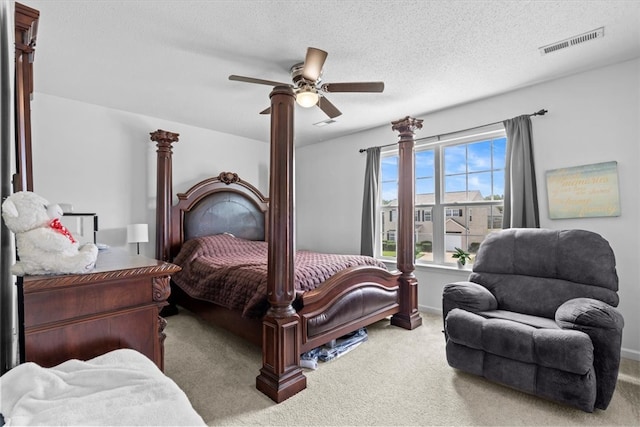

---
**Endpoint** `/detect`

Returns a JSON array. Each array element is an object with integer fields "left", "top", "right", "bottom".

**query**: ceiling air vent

[
  {"left": 313, "top": 118, "right": 337, "bottom": 127},
  {"left": 539, "top": 27, "right": 604, "bottom": 55}
]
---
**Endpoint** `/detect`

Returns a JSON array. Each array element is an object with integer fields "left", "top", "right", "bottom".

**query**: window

[
  {"left": 379, "top": 127, "right": 507, "bottom": 266},
  {"left": 415, "top": 209, "right": 431, "bottom": 222}
]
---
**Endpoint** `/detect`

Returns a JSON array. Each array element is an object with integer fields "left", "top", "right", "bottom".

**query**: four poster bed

[{"left": 151, "top": 87, "right": 423, "bottom": 402}]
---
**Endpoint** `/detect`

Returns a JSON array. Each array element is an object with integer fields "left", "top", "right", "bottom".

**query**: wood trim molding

[{"left": 21, "top": 262, "right": 181, "bottom": 292}]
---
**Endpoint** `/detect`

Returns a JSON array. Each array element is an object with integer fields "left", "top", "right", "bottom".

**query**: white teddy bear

[{"left": 1, "top": 191, "right": 99, "bottom": 275}]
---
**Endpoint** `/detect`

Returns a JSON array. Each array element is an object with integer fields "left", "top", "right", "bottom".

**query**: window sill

[{"left": 378, "top": 259, "right": 473, "bottom": 274}]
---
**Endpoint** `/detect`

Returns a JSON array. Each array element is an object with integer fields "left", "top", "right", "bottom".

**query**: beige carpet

[{"left": 164, "top": 309, "right": 640, "bottom": 426}]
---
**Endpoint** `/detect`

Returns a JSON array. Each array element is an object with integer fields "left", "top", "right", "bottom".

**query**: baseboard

[
  {"left": 420, "top": 304, "right": 640, "bottom": 361},
  {"left": 621, "top": 348, "right": 640, "bottom": 361},
  {"left": 418, "top": 304, "right": 440, "bottom": 315}
]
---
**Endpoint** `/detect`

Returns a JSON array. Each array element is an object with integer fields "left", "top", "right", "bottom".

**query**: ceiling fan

[{"left": 228, "top": 47, "right": 384, "bottom": 119}]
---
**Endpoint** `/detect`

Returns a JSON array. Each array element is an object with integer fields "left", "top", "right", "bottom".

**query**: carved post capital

[
  {"left": 150, "top": 129, "right": 180, "bottom": 145},
  {"left": 391, "top": 116, "right": 424, "bottom": 139}
]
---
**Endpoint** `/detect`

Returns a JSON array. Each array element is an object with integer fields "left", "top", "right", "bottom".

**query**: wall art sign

[{"left": 546, "top": 161, "right": 620, "bottom": 219}]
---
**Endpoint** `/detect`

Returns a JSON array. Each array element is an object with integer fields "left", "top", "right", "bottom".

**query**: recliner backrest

[{"left": 469, "top": 228, "right": 619, "bottom": 318}]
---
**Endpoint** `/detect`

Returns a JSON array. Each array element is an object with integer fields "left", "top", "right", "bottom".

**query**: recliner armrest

[
  {"left": 442, "top": 281, "right": 497, "bottom": 343},
  {"left": 556, "top": 297, "right": 624, "bottom": 331},
  {"left": 555, "top": 297, "right": 624, "bottom": 410},
  {"left": 443, "top": 281, "right": 497, "bottom": 315}
]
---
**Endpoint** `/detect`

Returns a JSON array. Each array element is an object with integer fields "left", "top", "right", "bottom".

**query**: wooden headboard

[{"left": 168, "top": 172, "right": 269, "bottom": 260}]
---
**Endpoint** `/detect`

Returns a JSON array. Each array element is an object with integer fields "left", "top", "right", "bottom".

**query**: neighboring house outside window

[{"left": 379, "top": 127, "right": 506, "bottom": 267}]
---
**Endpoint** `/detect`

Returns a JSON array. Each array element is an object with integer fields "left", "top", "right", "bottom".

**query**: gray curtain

[
  {"left": 502, "top": 115, "right": 539, "bottom": 228},
  {"left": 1, "top": 0, "right": 17, "bottom": 374},
  {"left": 360, "top": 147, "right": 380, "bottom": 256}
]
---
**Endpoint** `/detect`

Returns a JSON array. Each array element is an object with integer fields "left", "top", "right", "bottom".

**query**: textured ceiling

[{"left": 25, "top": 0, "right": 640, "bottom": 146}]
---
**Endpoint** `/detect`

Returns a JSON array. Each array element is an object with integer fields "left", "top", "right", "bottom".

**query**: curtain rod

[{"left": 358, "top": 109, "right": 548, "bottom": 153}]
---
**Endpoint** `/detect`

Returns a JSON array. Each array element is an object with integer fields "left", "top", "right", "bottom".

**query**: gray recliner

[{"left": 442, "top": 228, "right": 624, "bottom": 412}]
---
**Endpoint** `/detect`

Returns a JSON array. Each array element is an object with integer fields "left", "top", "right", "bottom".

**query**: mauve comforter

[{"left": 171, "top": 233, "right": 387, "bottom": 318}]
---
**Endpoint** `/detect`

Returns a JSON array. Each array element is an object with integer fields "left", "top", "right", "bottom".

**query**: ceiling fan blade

[
  {"left": 317, "top": 96, "right": 342, "bottom": 119},
  {"left": 321, "top": 82, "right": 385, "bottom": 93},
  {"left": 260, "top": 106, "right": 271, "bottom": 115},
  {"left": 229, "top": 75, "right": 290, "bottom": 87},
  {"left": 302, "top": 47, "right": 328, "bottom": 81}
]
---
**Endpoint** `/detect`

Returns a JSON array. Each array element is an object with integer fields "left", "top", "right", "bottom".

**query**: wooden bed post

[
  {"left": 255, "top": 86, "right": 307, "bottom": 402},
  {"left": 390, "top": 116, "right": 423, "bottom": 330},
  {"left": 150, "top": 129, "right": 179, "bottom": 262}
]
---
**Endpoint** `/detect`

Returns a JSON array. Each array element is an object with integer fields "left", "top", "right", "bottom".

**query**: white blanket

[{"left": 0, "top": 349, "right": 205, "bottom": 426}]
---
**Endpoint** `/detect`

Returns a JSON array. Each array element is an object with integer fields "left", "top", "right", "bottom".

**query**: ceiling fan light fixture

[
  {"left": 230, "top": 47, "right": 384, "bottom": 119},
  {"left": 296, "top": 88, "right": 319, "bottom": 108}
]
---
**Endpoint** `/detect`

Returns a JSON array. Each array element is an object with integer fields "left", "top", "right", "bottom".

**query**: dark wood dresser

[{"left": 17, "top": 249, "right": 180, "bottom": 371}]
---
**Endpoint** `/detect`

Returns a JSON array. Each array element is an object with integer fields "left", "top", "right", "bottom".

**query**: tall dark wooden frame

[
  {"left": 14, "top": 2, "right": 39, "bottom": 193},
  {"left": 152, "top": 87, "right": 423, "bottom": 402},
  {"left": 3, "top": 1, "right": 39, "bottom": 376}
]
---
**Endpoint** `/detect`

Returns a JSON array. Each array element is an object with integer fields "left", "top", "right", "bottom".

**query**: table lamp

[{"left": 126, "top": 223, "right": 148, "bottom": 255}]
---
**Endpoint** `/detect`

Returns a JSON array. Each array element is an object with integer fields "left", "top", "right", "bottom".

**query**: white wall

[
  {"left": 31, "top": 93, "right": 270, "bottom": 258},
  {"left": 296, "top": 59, "right": 640, "bottom": 359}
]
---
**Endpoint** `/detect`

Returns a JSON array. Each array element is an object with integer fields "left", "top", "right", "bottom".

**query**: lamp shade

[
  {"left": 296, "top": 89, "right": 319, "bottom": 108},
  {"left": 127, "top": 223, "right": 149, "bottom": 243}
]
